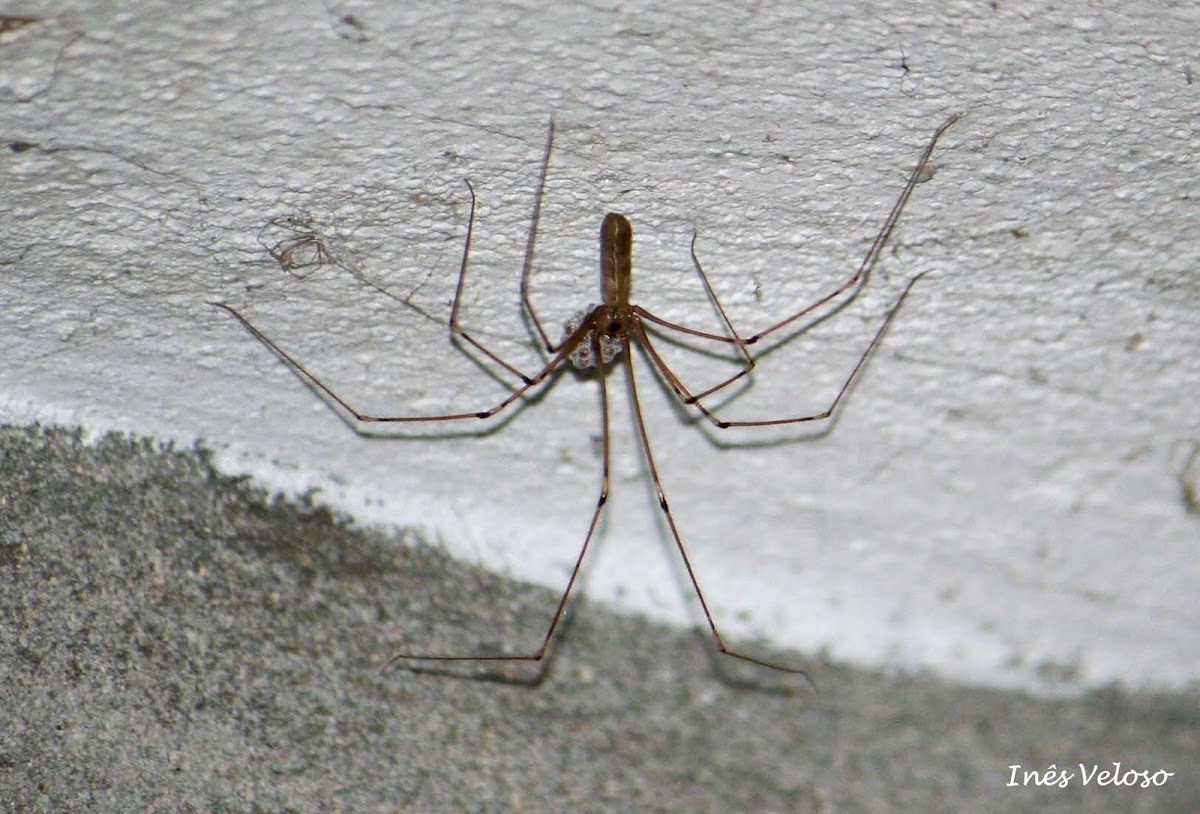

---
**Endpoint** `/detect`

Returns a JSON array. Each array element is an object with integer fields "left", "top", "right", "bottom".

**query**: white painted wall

[{"left": 3, "top": 0, "right": 1197, "bottom": 694}]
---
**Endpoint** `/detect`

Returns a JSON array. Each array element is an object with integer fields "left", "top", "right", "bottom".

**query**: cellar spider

[
  {"left": 212, "top": 113, "right": 960, "bottom": 683},
  {"left": 257, "top": 213, "right": 337, "bottom": 278}
]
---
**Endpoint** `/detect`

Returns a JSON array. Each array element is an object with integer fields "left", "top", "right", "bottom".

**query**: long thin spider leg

[
  {"left": 387, "top": 330, "right": 614, "bottom": 666},
  {"left": 702, "top": 113, "right": 961, "bottom": 349},
  {"left": 614, "top": 113, "right": 955, "bottom": 355},
  {"left": 622, "top": 235, "right": 763, "bottom": 405},
  {"left": 686, "top": 230, "right": 755, "bottom": 385},
  {"left": 209, "top": 303, "right": 600, "bottom": 424},
  {"left": 702, "top": 269, "right": 932, "bottom": 429},
  {"left": 518, "top": 117, "right": 558, "bottom": 354},
  {"left": 629, "top": 305, "right": 766, "bottom": 402},
  {"left": 632, "top": 306, "right": 747, "bottom": 345},
  {"left": 633, "top": 320, "right": 751, "bottom": 419},
  {"left": 631, "top": 322, "right": 693, "bottom": 401},
  {"left": 740, "top": 113, "right": 960, "bottom": 344},
  {"left": 623, "top": 339, "right": 813, "bottom": 682},
  {"left": 448, "top": 179, "right": 540, "bottom": 385}
]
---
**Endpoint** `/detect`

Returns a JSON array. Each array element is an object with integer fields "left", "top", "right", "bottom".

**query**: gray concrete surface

[{"left": 1, "top": 423, "right": 1197, "bottom": 813}]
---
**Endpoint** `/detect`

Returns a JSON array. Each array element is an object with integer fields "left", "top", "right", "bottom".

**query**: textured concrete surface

[{"left": 2, "top": 424, "right": 1197, "bottom": 812}]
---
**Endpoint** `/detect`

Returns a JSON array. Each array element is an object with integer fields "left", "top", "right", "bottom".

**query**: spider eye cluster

[{"left": 563, "top": 307, "right": 623, "bottom": 369}]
